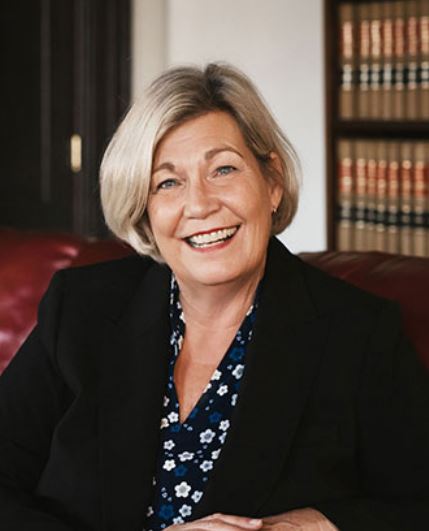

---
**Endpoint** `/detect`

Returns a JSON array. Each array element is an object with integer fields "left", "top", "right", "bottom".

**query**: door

[{"left": 0, "top": 0, "right": 130, "bottom": 236}]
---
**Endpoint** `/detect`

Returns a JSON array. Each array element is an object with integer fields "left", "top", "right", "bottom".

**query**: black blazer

[{"left": 0, "top": 238, "right": 428, "bottom": 531}]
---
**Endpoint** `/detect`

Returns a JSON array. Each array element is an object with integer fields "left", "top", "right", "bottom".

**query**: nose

[{"left": 183, "top": 178, "right": 220, "bottom": 219}]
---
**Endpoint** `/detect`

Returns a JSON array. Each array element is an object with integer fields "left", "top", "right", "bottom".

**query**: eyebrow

[{"left": 152, "top": 147, "right": 244, "bottom": 174}]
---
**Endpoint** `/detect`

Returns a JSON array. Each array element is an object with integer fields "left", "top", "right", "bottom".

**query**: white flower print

[
  {"left": 175, "top": 481, "right": 191, "bottom": 498},
  {"left": 164, "top": 439, "right": 175, "bottom": 450},
  {"left": 212, "top": 369, "right": 221, "bottom": 380},
  {"left": 191, "top": 490, "right": 203, "bottom": 503},
  {"left": 168, "top": 411, "right": 179, "bottom": 423},
  {"left": 146, "top": 505, "right": 154, "bottom": 517},
  {"left": 163, "top": 395, "right": 169, "bottom": 407},
  {"left": 173, "top": 516, "right": 185, "bottom": 524},
  {"left": 178, "top": 451, "right": 194, "bottom": 462},
  {"left": 211, "top": 448, "right": 221, "bottom": 460},
  {"left": 231, "top": 393, "right": 238, "bottom": 406},
  {"left": 232, "top": 364, "right": 244, "bottom": 380},
  {"left": 200, "top": 429, "right": 215, "bottom": 444},
  {"left": 203, "top": 382, "right": 212, "bottom": 392},
  {"left": 160, "top": 417, "right": 169, "bottom": 429},
  {"left": 179, "top": 504, "right": 192, "bottom": 517},
  {"left": 163, "top": 459, "right": 176, "bottom": 471},
  {"left": 200, "top": 460, "right": 213, "bottom": 472},
  {"left": 219, "top": 420, "right": 230, "bottom": 431},
  {"left": 219, "top": 432, "right": 227, "bottom": 444},
  {"left": 217, "top": 384, "right": 228, "bottom": 396}
]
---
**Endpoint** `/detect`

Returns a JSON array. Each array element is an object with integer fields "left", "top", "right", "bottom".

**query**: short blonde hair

[{"left": 100, "top": 62, "right": 301, "bottom": 261}]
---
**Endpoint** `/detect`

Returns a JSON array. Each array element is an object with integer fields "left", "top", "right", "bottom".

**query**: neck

[{"left": 176, "top": 268, "right": 263, "bottom": 332}]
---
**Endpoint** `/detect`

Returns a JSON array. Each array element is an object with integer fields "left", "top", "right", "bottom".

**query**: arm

[
  {"left": 312, "top": 301, "right": 429, "bottom": 530},
  {"left": 0, "top": 272, "right": 76, "bottom": 530}
]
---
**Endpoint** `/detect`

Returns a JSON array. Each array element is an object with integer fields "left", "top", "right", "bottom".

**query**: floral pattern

[{"left": 143, "top": 276, "right": 258, "bottom": 530}]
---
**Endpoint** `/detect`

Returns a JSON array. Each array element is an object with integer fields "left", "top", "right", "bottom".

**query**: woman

[{"left": 0, "top": 63, "right": 428, "bottom": 531}]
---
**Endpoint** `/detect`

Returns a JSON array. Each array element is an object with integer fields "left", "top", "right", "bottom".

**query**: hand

[
  {"left": 262, "top": 508, "right": 338, "bottom": 531},
  {"left": 166, "top": 513, "right": 264, "bottom": 530}
]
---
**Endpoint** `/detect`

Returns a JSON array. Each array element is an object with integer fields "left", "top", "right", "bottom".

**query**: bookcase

[{"left": 325, "top": 0, "right": 429, "bottom": 256}]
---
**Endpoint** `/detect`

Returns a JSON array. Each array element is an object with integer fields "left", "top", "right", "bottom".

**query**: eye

[
  {"left": 215, "top": 165, "right": 236, "bottom": 176},
  {"left": 154, "top": 178, "right": 180, "bottom": 192}
]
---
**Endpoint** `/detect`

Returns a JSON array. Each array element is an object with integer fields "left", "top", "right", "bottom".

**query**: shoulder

[
  {"left": 39, "top": 254, "right": 169, "bottom": 324},
  {"left": 267, "top": 237, "right": 390, "bottom": 317}
]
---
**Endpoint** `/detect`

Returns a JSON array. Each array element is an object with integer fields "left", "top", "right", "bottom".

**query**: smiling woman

[
  {"left": 1, "top": 63, "right": 428, "bottom": 531},
  {"left": 100, "top": 63, "right": 300, "bottom": 261}
]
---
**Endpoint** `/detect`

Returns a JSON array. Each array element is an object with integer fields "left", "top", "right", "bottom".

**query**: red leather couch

[{"left": 1, "top": 227, "right": 428, "bottom": 375}]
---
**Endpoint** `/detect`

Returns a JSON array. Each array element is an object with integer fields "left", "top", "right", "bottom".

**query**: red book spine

[
  {"left": 413, "top": 142, "right": 428, "bottom": 256},
  {"left": 386, "top": 142, "right": 400, "bottom": 254}
]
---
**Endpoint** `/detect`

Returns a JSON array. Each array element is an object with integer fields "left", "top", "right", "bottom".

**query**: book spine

[
  {"left": 382, "top": 2, "right": 394, "bottom": 119},
  {"left": 369, "top": 3, "right": 383, "bottom": 119},
  {"left": 375, "top": 141, "right": 388, "bottom": 251},
  {"left": 405, "top": 1, "right": 419, "bottom": 119},
  {"left": 358, "top": 4, "right": 371, "bottom": 119},
  {"left": 365, "top": 142, "right": 378, "bottom": 247},
  {"left": 399, "top": 142, "right": 414, "bottom": 255},
  {"left": 413, "top": 142, "right": 428, "bottom": 256},
  {"left": 354, "top": 140, "right": 368, "bottom": 249},
  {"left": 339, "top": 3, "right": 356, "bottom": 119},
  {"left": 420, "top": 0, "right": 429, "bottom": 119},
  {"left": 386, "top": 142, "right": 400, "bottom": 254},
  {"left": 393, "top": 1, "right": 406, "bottom": 119},
  {"left": 336, "top": 140, "right": 355, "bottom": 250}
]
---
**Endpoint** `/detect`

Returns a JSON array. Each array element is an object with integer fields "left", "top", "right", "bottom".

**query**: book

[
  {"left": 405, "top": 1, "right": 420, "bottom": 119},
  {"left": 382, "top": 2, "right": 395, "bottom": 119},
  {"left": 336, "top": 140, "right": 355, "bottom": 250},
  {"left": 413, "top": 142, "right": 428, "bottom": 256},
  {"left": 393, "top": 1, "right": 406, "bottom": 119},
  {"left": 339, "top": 3, "right": 356, "bottom": 119},
  {"left": 375, "top": 141, "right": 388, "bottom": 251},
  {"left": 354, "top": 140, "right": 368, "bottom": 249},
  {"left": 386, "top": 141, "right": 401, "bottom": 253},
  {"left": 399, "top": 142, "right": 414, "bottom": 255},
  {"left": 369, "top": 3, "right": 383, "bottom": 118},
  {"left": 421, "top": 0, "right": 429, "bottom": 119},
  {"left": 365, "top": 141, "right": 378, "bottom": 247},
  {"left": 357, "top": 3, "right": 371, "bottom": 118}
]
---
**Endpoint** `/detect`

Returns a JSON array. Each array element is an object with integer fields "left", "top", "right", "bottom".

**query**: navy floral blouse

[{"left": 144, "top": 276, "right": 259, "bottom": 530}]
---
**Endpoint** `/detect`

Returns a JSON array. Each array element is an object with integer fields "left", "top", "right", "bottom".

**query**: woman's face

[{"left": 147, "top": 111, "right": 283, "bottom": 290}]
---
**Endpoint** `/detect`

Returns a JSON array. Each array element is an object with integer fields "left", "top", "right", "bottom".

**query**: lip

[
  {"left": 183, "top": 224, "right": 241, "bottom": 252},
  {"left": 184, "top": 225, "right": 240, "bottom": 239}
]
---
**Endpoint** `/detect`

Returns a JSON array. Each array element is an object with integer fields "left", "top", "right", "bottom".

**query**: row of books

[
  {"left": 339, "top": 1, "right": 429, "bottom": 120},
  {"left": 336, "top": 139, "right": 429, "bottom": 256}
]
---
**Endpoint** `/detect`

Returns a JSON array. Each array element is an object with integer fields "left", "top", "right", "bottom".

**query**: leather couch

[{"left": 1, "top": 227, "right": 428, "bottom": 375}]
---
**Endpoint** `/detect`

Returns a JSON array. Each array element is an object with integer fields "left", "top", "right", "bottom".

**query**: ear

[{"left": 267, "top": 152, "right": 284, "bottom": 210}]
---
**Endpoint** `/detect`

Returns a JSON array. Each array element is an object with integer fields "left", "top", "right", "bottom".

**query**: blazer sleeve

[
  {"left": 0, "top": 271, "right": 76, "bottom": 530},
  {"left": 314, "top": 301, "right": 429, "bottom": 531}
]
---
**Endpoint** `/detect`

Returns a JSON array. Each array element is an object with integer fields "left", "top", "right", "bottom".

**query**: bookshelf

[{"left": 325, "top": 0, "right": 429, "bottom": 256}]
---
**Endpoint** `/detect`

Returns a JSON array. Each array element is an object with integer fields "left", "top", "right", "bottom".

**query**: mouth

[{"left": 184, "top": 225, "right": 240, "bottom": 249}]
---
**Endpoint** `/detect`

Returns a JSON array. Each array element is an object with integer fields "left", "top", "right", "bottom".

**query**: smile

[{"left": 185, "top": 226, "right": 240, "bottom": 249}]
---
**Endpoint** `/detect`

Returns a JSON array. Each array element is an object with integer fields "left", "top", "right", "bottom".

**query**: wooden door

[{"left": 0, "top": 0, "right": 130, "bottom": 236}]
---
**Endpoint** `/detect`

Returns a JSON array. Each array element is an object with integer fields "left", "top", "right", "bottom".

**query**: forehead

[{"left": 154, "top": 111, "right": 247, "bottom": 161}]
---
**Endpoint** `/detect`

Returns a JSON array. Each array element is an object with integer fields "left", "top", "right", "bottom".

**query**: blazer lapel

[
  {"left": 98, "top": 261, "right": 171, "bottom": 531},
  {"left": 193, "top": 238, "right": 331, "bottom": 519}
]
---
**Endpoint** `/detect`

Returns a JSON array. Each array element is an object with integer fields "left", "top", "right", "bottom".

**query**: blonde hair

[{"left": 100, "top": 62, "right": 301, "bottom": 261}]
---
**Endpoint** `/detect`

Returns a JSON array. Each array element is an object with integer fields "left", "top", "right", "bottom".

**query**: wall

[{"left": 132, "top": 0, "right": 326, "bottom": 252}]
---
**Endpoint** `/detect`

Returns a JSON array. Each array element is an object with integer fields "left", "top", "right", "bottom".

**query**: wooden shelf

[{"left": 334, "top": 121, "right": 429, "bottom": 138}]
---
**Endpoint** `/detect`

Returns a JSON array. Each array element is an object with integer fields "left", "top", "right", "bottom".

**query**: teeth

[{"left": 187, "top": 226, "right": 238, "bottom": 248}]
